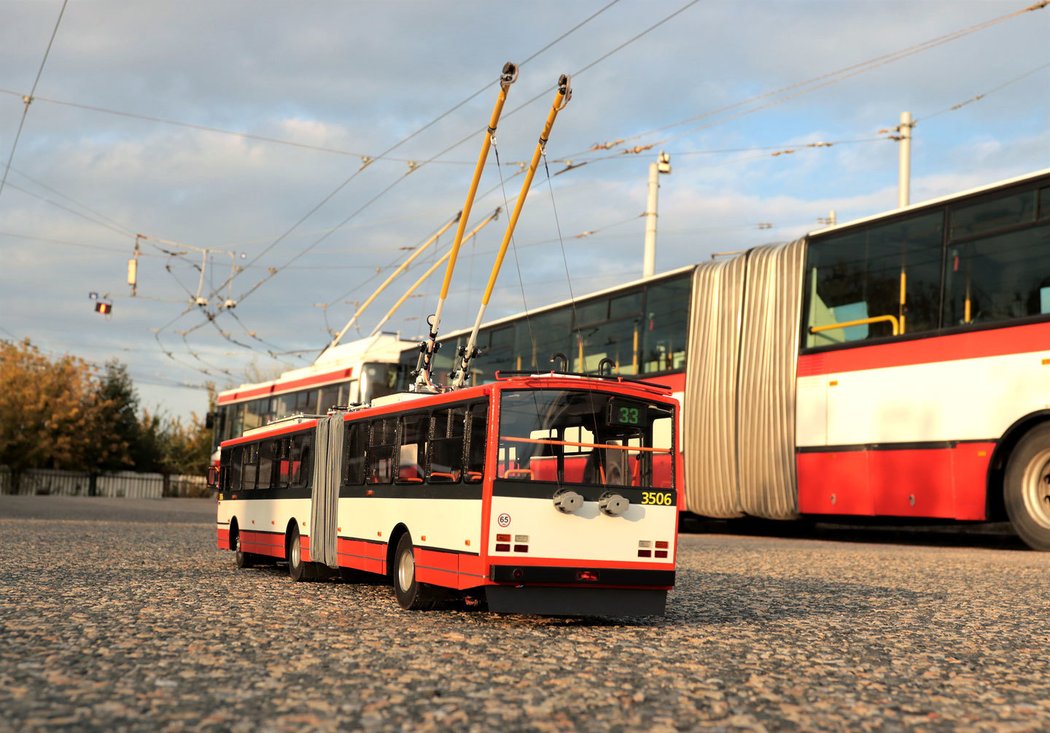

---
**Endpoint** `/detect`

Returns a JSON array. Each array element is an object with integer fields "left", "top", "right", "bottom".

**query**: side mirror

[{"left": 207, "top": 465, "right": 219, "bottom": 489}]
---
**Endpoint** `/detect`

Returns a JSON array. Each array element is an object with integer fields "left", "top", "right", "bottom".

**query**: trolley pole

[
  {"left": 642, "top": 151, "right": 671, "bottom": 279},
  {"left": 898, "top": 111, "right": 912, "bottom": 208}
]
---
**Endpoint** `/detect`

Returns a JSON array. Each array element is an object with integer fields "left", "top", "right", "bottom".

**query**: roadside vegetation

[{"left": 0, "top": 339, "right": 213, "bottom": 484}]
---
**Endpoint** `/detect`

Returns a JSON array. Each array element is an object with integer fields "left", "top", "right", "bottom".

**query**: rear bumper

[
  {"left": 489, "top": 564, "right": 674, "bottom": 587},
  {"left": 485, "top": 586, "right": 667, "bottom": 616}
]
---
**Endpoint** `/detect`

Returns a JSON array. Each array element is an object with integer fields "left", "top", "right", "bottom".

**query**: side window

[
  {"left": 277, "top": 438, "right": 291, "bottom": 487},
  {"left": 219, "top": 448, "right": 232, "bottom": 492},
  {"left": 944, "top": 188, "right": 1050, "bottom": 327},
  {"left": 242, "top": 443, "right": 259, "bottom": 490},
  {"left": 343, "top": 422, "right": 366, "bottom": 486},
  {"left": 367, "top": 418, "right": 397, "bottom": 484},
  {"left": 286, "top": 433, "right": 313, "bottom": 488},
  {"left": 464, "top": 402, "right": 488, "bottom": 483},
  {"left": 397, "top": 413, "right": 428, "bottom": 484},
  {"left": 230, "top": 445, "right": 243, "bottom": 491},
  {"left": 804, "top": 212, "right": 943, "bottom": 347},
  {"left": 428, "top": 407, "right": 465, "bottom": 483},
  {"left": 257, "top": 440, "right": 275, "bottom": 490}
]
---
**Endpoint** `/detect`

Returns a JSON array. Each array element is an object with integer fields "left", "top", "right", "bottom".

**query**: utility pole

[
  {"left": 898, "top": 111, "right": 912, "bottom": 208},
  {"left": 642, "top": 151, "right": 671, "bottom": 279}
]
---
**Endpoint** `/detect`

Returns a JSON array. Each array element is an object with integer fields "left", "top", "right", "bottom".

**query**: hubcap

[
  {"left": 290, "top": 535, "right": 301, "bottom": 567},
  {"left": 1021, "top": 448, "right": 1050, "bottom": 530},
  {"left": 398, "top": 547, "right": 414, "bottom": 592}
]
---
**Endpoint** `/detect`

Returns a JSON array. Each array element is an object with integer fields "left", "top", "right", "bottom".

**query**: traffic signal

[{"left": 95, "top": 301, "right": 113, "bottom": 315}]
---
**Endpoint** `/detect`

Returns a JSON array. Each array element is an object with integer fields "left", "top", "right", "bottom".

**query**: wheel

[
  {"left": 287, "top": 526, "right": 317, "bottom": 581},
  {"left": 233, "top": 525, "right": 263, "bottom": 569},
  {"left": 392, "top": 533, "right": 438, "bottom": 610},
  {"left": 1005, "top": 424, "right": 1050, "bottom": 551}
]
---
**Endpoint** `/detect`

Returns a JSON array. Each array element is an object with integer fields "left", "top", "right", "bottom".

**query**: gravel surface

[{"left": 1, "top": 496, "right": 1047, "bottom": 732}]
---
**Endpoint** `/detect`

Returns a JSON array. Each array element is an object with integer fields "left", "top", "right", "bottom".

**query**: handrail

[{"left": 809, "top": 314, "right": 900, "bottom": 336}]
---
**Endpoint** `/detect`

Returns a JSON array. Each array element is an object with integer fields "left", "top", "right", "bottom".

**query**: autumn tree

[{"left": 0, "top": 340, "right": 122, "bottom": 489}]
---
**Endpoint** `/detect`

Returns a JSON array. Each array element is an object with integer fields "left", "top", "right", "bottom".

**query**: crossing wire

[{"left": 0, "top": 0, "right": 69, "bottom": 203}]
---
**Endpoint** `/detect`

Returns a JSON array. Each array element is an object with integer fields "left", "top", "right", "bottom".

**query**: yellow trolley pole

[
  {"left": 450, "top": 74, "right": 573, "bottom": 389},
  {"left": 415, "top": 62, "right": 518, "bottom": 390},
  {"left": 320, "top": 212, "right": 460, "bottom": 359},
  {"left": 368, "top": 208, "right": 501, "bottom": 337}
]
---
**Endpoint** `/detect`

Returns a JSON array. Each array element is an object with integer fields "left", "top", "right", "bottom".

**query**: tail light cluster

[
  {"left": 495, "top": 534, "right": 529, "bottom": 553},
  {"left": 637, "top": 539, "right": 670, "bottom": 559}
]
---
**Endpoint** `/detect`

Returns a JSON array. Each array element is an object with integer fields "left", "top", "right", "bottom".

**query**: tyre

[
  {"left": 233, "top": 525, "right": 263, "bottom": 569},
  {"left": 1004, "top": 424, "right": 1050, "bottom": 551},
  {"left": 287, "top": 526, "right": 317, "bottom": 581},
  {"left": 392, "top": 533, "right": 438, "bottom": 610}
]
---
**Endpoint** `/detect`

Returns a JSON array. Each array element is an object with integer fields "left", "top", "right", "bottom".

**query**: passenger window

[
  {"left": 257, "top": 441, "right": 275, "bottom": 490},
  {"left": 464, "top": 402, "right": 488, "bottom": 483},
  {"left": 230, "top": 446, "right": 243, "bottom": 491},
  {"left": 242, "top": 444, "right": 259, "bottom": 490},
  {"left": 276, "top": 439, "right": 291, "bottom": 487},
  {"left": 805, "top": 212, "right": 943, "bottom": 346},
  {"left": 944, "top": 223, "right": 1050, "bottom": 327},
  {"left": 398, "top": 414, "right": 428, "bottom": 484},
  {"left": 288, "top": 433, "right": 312, "bottom": 488},
  {"left": 367, "top": 418, "right": 397, "bottom": 484},
  {"left": 343, "top": 423, "right": 366, "bottom": 485},
  {"left": 429, "top": 407, "right": 465, "bottom": 483}
]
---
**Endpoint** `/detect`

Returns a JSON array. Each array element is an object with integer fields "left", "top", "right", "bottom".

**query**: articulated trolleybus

[
  {"left": 215, "top": 373, "right": 679, "bottom": 616},
  {"left": 216, "top": 65, "right": 679, "bottom": 615}
]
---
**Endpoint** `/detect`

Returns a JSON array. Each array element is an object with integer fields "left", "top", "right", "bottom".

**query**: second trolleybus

[{"left": 400, "top": 168, "right": 1050, "bottom": 550}]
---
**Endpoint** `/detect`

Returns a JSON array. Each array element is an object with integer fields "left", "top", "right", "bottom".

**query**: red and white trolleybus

[
  {"left": 215, "top": 372, "right": 680, "bottom": 616},
  {"left": 400, "top": 168, "right": 1050, "bottom": 550}
]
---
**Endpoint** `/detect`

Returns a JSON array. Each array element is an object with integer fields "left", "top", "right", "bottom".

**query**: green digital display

[{"left": 607, "top": 399, "right": 646, "bottom": 427}]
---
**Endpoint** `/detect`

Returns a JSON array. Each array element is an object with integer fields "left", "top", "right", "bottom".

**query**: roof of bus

[
  {"left": 413, "top": 264, "right": 698, "bottom": 346},
  {"left": 219, "top": 373, "right": 676, "bottom": 446},
  {"left": 808, "top": 166, "right": 1050, "bottom": 237},
  {"left": 217, "top": 332, "right": 413, "bottom": 402}
]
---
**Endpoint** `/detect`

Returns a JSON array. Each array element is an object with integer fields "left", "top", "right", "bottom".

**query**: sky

[{"left": 1, "top": 0, "right": 1048, "bottom": 420}]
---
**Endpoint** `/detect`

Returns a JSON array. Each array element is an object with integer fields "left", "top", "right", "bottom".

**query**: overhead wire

[
  {"left": 568, "top": 0, "right": 1049, "bottom": 159},
  {"left": 0, "top": 0, "right": 69, "bottom": 203}
]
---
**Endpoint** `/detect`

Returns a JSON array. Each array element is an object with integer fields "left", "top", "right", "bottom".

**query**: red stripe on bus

[
  {"left": 797, "top": 321, "right": 1050, "bottom": 377},
  {"left": 796, "top": 442, "right": 992, "bottom": 520},
  {"left": 217, "top": 367, "right": 355, "bottom": 405}
]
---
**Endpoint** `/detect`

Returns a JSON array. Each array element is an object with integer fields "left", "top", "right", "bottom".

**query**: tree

[
  {"left": 159, "top": 413, "right": 213, "bottom": 476},
  {"left": 0, "top": 340, "right": 119, "bottom": 490},
  {"left": 96, "top": 361, "right": 139, "bottom": 471}
]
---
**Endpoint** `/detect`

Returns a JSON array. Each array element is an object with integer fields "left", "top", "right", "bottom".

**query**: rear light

[
  {"left": 495, "top": 543, "right": 510, "bottom": 552},
  {"left": 497, "top": 534, "right": 511, "bottom": 542},
  {"left": 637, "top": 549, "right": 652, "bottom": 558},
  {"left": 513, "top": 544, "right": 529, "bottom": 553},
  {"left": 576, "top": 570, "right": 599, "bottom": 582},
  {"left": 655, "top": 550, "right": 668, "bottom": 559},
  {"left": 655, "top": 541, "right": 669, "bottom": 549}
]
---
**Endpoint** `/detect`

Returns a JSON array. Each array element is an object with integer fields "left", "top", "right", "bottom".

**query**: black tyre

[
  {"left": 1004, "top": 424, "right": 1050, "bottom": 551},
  {"left": 392, "top": 533, "right": 438, "bottom": 610},
  {"left": 287, "top": 526, "right": 317, "bottom": 581},
  {"left": 233, "top": 525, "right": 263, "bottom": 569}
]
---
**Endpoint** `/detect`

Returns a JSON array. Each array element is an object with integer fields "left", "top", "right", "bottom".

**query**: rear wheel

[
  {"left": 1005, "top": 424, "right": 1050, "bottom": 551},
  {"left": 392, "top": 533, "right": 438, "bottom": 610},
  {"left": 287, "top": 526, "right": 317, "bottom": 581}
]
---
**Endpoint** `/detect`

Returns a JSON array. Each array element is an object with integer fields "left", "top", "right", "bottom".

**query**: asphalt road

[{"left": 0, "top": 496, "right": 1047, "bottom": 732}]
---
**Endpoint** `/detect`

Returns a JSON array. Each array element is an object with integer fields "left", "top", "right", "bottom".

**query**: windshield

[{"left": 497, "top": 389, "right": 674, "bottom": 489}]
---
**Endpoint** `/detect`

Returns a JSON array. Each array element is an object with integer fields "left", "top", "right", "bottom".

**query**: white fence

[{"left": 0, "top": 467, "right": 209, "bottom": 498}]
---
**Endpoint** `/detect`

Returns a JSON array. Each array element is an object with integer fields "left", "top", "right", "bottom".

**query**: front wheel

[
  {"left": 1005, "top": 424, "right": 1050, "bottom": 551},
  {"left": 233, "top": 526, "right": 264, "bottom": 569},
  {"left": 392, "top": 533, "right": 438, "bottom": 610}
]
